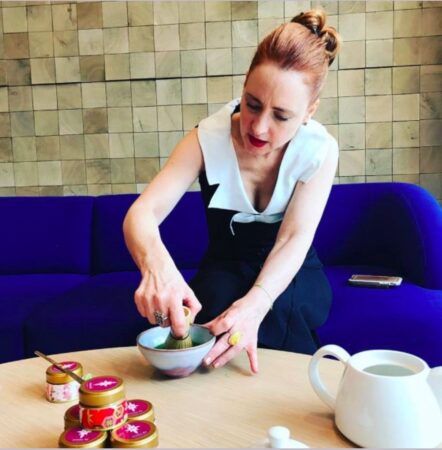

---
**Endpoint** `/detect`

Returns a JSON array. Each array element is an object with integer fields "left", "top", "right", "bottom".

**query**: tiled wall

[{"left": 0, "top": 1, "right": 441, "bottom": 202}]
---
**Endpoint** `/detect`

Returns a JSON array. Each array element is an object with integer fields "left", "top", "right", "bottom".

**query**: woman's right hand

[{"left": 134, "top": 265, "right": 201, "bottom": 338}]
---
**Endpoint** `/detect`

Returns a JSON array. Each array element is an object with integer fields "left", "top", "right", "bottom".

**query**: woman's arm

[
  {"left": 123, "top": 128, "right": 204, "bottom": 337},
  {"left": 204, "top": 142, "right": 339, "bottom": 373}
]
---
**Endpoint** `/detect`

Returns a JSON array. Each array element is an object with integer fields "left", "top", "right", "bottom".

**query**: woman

[{"left": 123, "top": 10, "right": 341, "bottom": 374}]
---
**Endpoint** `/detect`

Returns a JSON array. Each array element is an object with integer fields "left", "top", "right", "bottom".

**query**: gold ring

[{"left": 228, "top": 331, "right": 241, "bottom": 346}]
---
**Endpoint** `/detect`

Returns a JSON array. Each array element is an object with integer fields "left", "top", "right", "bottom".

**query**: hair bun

[{"left": 291, "top": 10, "right": 341, "bottom": 65}]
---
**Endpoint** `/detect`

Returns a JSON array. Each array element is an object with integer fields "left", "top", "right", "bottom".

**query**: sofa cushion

[
  {"left": 0, "top": 197, "right": 94, "bottom": 275},
  {"left": 318, "top": 265, "right": 442, "bottom": 367},
  {"left": 0, "top": 274, "right": 89, "bottom": 363}
]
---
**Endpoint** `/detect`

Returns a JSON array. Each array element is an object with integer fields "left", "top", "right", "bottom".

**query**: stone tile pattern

[{"left": 0, "top": 1, "right": 440, "bottom": 201}]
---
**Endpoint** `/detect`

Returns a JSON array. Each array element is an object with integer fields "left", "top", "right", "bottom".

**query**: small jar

[
  {"left": 126, "top": 399, "right": 155, "bottom": 422},
  {"left": 64, "top": 404, "right": 81, "bottom": 430},
  {"left": 46, "top": 361, "right": 83, "bottom": 403},
  {"left": 58, "top": 427, "right": 107, "bottom": 448},
  {"left": 110, "top": 420, "right": 158, "bottom": 448},
  {"left": 79, "top": 375, "right": 127, "bottom": 431}
]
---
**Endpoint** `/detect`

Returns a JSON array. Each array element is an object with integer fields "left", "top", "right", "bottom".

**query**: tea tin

[
  {"left": 64, "top": 404, "right": 81, "bottom": 430},
  {"left": 126, "top": 399, "right": 155, "bottom": 422},
  {"left": 46, "top": 361, "right": 83, "bottom": 403},
  {"left": 58, "top": 427, "right": 107, "bottom": 448},
  {"left": 79, "top": 375, "right": 127, "bottom": 431},
  {"left": 110, "top": 420, "right": 158, "bottom": 448}
]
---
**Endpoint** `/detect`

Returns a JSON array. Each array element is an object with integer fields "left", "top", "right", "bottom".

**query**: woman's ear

[{"left": 304, "top": 98, "right": 320, "bottom": 124}]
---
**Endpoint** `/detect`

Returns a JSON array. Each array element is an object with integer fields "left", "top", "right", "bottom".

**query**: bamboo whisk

[{"left": 164, "top": 306, "right": 193, "bottom": 349}]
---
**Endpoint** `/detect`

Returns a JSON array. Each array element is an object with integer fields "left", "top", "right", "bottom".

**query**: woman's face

[{"left": 239, "top": 62, "right": 318, "bottom": 155}]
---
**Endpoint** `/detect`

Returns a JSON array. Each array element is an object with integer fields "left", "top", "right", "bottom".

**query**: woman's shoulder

[{"left": 198, "top": 98, "right": 240, "bottom": 134}]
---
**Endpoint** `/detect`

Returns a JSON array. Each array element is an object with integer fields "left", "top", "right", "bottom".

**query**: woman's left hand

[{"left": 202, "top": 296, "right": 270, "bottom": 374}]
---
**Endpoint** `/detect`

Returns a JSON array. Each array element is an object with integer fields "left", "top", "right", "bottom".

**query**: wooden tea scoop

[{"left": 34, "top": 350, "right": 84, "bottom": 384}]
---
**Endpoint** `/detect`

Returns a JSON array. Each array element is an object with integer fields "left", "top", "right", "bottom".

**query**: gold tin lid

[
  {"left": 79, "top": 376, "right": 125, "bottom": 407},
  {"left": 58, "top": 427, "right": 107, "bottom": 448},
  {"left": 110, "top": 420, "right": 158, "bottom": 448},
  {"left": 127, "top": 399, "right": 155, "bottom": 422},
  {"left": 46, "top": 361, "right": 83, "bottom": 385}
]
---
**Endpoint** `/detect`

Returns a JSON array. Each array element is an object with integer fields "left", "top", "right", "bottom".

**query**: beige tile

[
  {"left": 338, "top": 1, "right": 365, "bottom": 13},
  {"left": 366, "top": 11, "right": 393, "bottom": 40},
  {"left": 135, "top": 157, "right": 160, "bottom": 183},
  {"left": 109, "top": 133, "right": 134, "bottom": 158},
  {"left": 366, "top": 148, "right": 392, "bottom": 175},
  {"left": 6, "top": 60, "right": 31, "bottom": 87},
  {"left": 111, "top": 183, "right": 137, "bottom": 194},
  {"left": 32, "top": 85, "right": 56, "bottom": 110},
  {"left": 60, "top": 135, "right": 85, "bottom": 160},
  {"left": 80, "top": 55, "right": 105, "bottom": 82},
  {"left": 258, "top": 18, "right": 282, "bottom": 41},
  {"left": 29, "top": 31, "right": 54, "bottom": 58},
  {"left": 102, "top": 2, "right": 127, "bottom": 28},
  {"left": 14, "top": 162, "right": 38, "bottom": 186},
  {"left": 339, "top": 150, "right": 365, "bottom": 176},
  {"left": 88, "top": 183, "right": 112, "bottom": 195},
  {"left": 106, "top": 81, "right": 131, "bottom": 107},
  {"left": 130, "top": 52, "right": 155, "bottom": 79},
  {"left": 134, "top": 133, "right": 159, "bottom": 157},
  {"left": 30, "top": 58, "right": 54, "bottom": 84},
  {"left": 232, "top": 47, "right": 255, "bottom": 75},
  {"left": 53, "top": 30, "right": 78, "bottom": 57},
  {"left": 182, "top": 78, "right": 207, "bottom": 104},
  {"left": 394, "top": 38, "right": 420, "bottom": 66},
  {"left": 207, "top": 76, "right": 233, "bottom": 103},
  {"left": 155, "top": 51, "right": 181, "bottom": 78},
  {"left": 338, "top": 123, "right": 365, "bottom": 150},
  {"left": 81, "top": 82, "right": 106, "bottom": 108},
  {"left": 312, "top": 1, "right": 338, "bottom": 14},
  {"left": 258, "top": 0, "right": 283, "bottom": 18},
  {"left": 420, "top": 37, "right": 442, "bottom": 65},
  {"left": 394, "top": 9, "right": 422, "bottom": 38},
  {"left": 339, "top": 97, "right": 365, "bottom": 123},
  {"left": 183, "top": 104, "right": 208, "bottom": 131},
  {"left": 85, "top": 134, "right": 109, "bottom": 159},
  {"left": 366, "top": 95, "right": 392, "bottom": 122},
  {"left": 12, "top": 136, "right": 36, "bottom": 162},
  {"left": 179, "top": 1, "right": 205, "bottom": 23},
  {"left": 159, "top": 131, "right": 183, "bottom": 157},
  {"left": 393, "top": 174, "right": 420, "bottom": 183},
  {"left": 208, "top": 103, "right": 225, "bottom": 116},
  {"left": 36, "top": 136, "right": 60, "bottom": 161},
  {"left": 64, "top": 185, "right": 88, "bottom": 196},
  {"left": 392, "top": 66, "right": 420, "bottom": 94},
  {"left": 366, "top": 1, "right": 393, "bottom": 12},
  {"left": 128, "top": 26, "right": 154, "bottom": 52},
  {"left": 420, "top": 65, "right": 442, "bottom": 92},
  {"left": 420, "top": 173, "right": 442, "bottom": 200},
  {"left": 393, "top": 94, "right": 420, "bottom": 120},
  {"left": 337, "top": 70, "right": 364, "bottom": 97},
  {"left": 366, "top": 175, "right": 393, "bottom": 182},
  {"left": 319, "top": 71, "right": 337, "bottom": 99},
  {"left": 394, "top": 1, "right": 422, "bottom": 9},
  {"left": 133, "top": 107, "right": 158, "bottom": 133},
  {"left": 78, "top": 29, "right": 104, "bottom": 55},
  {"left": 284, "top": 0, "right": 310, "bottom": 18},
  {"left": 108, "top": 108, "right": 133, "bottom": 133},
  {"left": 423, "top": 1, "right": 442, "bottom": 8},
  {"left": 8, "top": 86, "right": 32, "bottom": 112},
  {"left": 233, "top": 74, "right": 245, "bottom": 97},
  {"left": 83, "top": 108, "right": 108, "bottom": 134},
  {"left": 366, "top": 122, "right": 392, "bottom": 148},
  {"left": 105, "top": 54, "right": 130, "bottom": 80},
  {"left": 313, "top": 98, "right": 338, "bottom": 125},
  {"left": 393, "top": 121, "right": 419, "bottom": 147},
  {"left": 3, "top": 7, "right": 27, "bottom": 33},
  {"left": 0, "top": 138, "right": 13, "bottom": 162},
  {"left": 111, "top": 158, "right": 135, "bottom": 183},
  {"left": 55, "top": 57, "right": 81, "bottom": 83},
  {"left": 339, "top": 13, "right": 365, "bottom": 41},
  {"left": 339, "top": 41, "right": 365, "bottom": 69},
  {"left": 15, "top": 186, "right": 39, "bottom": 196},
  {"left": 206, "top": 2, "right": 231, "bottom": 21},
  {"left": 153, "top": 1, "right": 179, "bottom": 25},
  {"left": 366, "top": 39, "right": 393, "bottom": 67},
  {"left": 207, "top": 48, "right": 232, "bottom": 76},
  {"left": 422, "top": 7, "right": 442, "bottom": 36},
  {"left": 57, "top": 84, "right": 82, "bottom": 109},
  {"left": 10, "top": 111, "right": 34, "bottom": 137},
  {"left": 421, "top": 92, "right": 442, "bottom": 120},
  {"left": 77, "top": 2, "right": 102, "bottom": 30},
  {"left": 34, "top": 110, "right": 58, "bottom": 136},
  {"left": 4, "top": 33, "right": 29, "bottom": 59},
  {"left": 0, "top": 163, "right": 15, "bottom": 187},
  {"left": 365, "top": 68, "right": 392, "bottom": 95},
  {"left": 59, "top": 109, "right": 83, "bottom": 135},
  {"left": 154, "top": 25, "right": 180, "bottom": 52},
  {"left": 51, "top": 3, "right": 77, "bottom": 31},
  {"left": 27, "top": 5, "right": 52, "bottom": 32},
  {"left": 157, "top": 105, "right": 182, "bottom": 131},
  {"left": 206, "top": 22, "right": 231, "bottom": 49},
  {"left": 232, "top": 20, "right": 258, "bottom": 47},
  {"left": 86, "top": 159, "right": 111, "bottom": 184},
  {"left": 131, "top": 81, "right": 156, "bottom": 107},
  {"left": 420, "top": 120, "right": 442, "bottom": 146},
  {"left": 38, "top": 160, "right": 62, "bottom": 186},
  {"left": 0, "top": 113, "right": 11, "bottom": 138},
  {"left": 128, "top": 2, "right": 153, "bottom": 26},
  {"left": 420, "top": 146, "right": 442, "bottom": 173},
  {"left": 156, "top": 79, "right": 181, "bottom": 106},
  {"left": 232, "top": 2, "right": 258, "bottom": 20},
  {"left": 179, "top": 23, "right": 206, "bottom": 51},
  {"left": 393, "top": 147, "right": 419, "bottom": 174},
  {"left": 180, "top": 49, "right": 206, "bottom": 76}
]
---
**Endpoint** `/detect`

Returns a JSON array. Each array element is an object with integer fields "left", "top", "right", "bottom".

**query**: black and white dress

[{"left": 191, "top": 99, "right": 338, "bottom": 354}]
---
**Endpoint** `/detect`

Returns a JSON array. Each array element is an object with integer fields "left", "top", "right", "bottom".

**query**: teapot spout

[{"left": 428, "top": 367, "right": 442, "bottom": 411}]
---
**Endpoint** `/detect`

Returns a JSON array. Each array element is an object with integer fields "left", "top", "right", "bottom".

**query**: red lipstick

[{"left": 248, "top": 134, "right": 267, "bottom": 148}]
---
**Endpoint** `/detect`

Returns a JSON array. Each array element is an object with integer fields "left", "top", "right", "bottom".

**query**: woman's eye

[
  {"left": 275, "top": 114, "right": 289, "bottom": 122},
  {"left": 246, "top": 102, "right": 260, "bottom": 111}
]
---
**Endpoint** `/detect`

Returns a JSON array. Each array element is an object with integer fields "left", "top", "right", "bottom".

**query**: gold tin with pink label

[
  {"left": 110, "top": 420, "right": 158, "bottom": 448},
  {"left": 46, "top": 361, "right": 83, "bottom": 403},
  {"left": 64, "top": 404, "right": 81, "bottom": 430},
  {"left": 58, "top": 426, "right": 107, "bottom": 448},
  {"left": 79, "top": 375, "right": 127, "bottom": 431},
  {"left": 126, "top": 399, "right": 155, "bottom": 422}
]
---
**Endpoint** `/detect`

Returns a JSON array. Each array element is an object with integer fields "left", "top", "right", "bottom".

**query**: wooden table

[{"left": 0, "top": 347, "right": 352, "bottom": 448}]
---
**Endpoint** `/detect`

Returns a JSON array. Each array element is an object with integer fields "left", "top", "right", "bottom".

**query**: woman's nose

[{"left": 251, "top": 114, "right": 269, "bottom": 136}]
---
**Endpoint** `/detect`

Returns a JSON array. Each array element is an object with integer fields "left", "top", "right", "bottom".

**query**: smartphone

[{"left": 348, "top": 274, "right": 402, "bottom": 288}]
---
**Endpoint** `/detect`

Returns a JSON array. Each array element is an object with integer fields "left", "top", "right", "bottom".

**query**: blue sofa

[{"left": 1, "top": 183, "right": 441, "bottom": 366}]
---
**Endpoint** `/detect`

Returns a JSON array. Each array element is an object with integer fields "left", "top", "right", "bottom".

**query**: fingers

[
  {"left": 246, "top": 346, "right": 259, "bottom": 374},
  {"left": 168, "top": 303, "right": 186, "bottom": 338},
  {"left": 183, "top": 289, "right": 202, "bottom": 320}
]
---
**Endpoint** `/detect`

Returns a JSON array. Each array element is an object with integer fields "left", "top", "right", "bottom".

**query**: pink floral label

[
  {"left": 84, "top": 376, "right": 119, "bottom": 392},
  {"left": 51, "top": 361, "right": 79, "bottom": 373},
  {"left": 115, "top": 420, "right": 152, "bottom": 440},
  {"left": 127, "top": 400, "right": 151, "bottom": 417},
  {"left": 65, "top": 427, "right": 102, "bottom": 443},
  {"left": 46, "top": 380, "right": 80, "bottom": 402}
]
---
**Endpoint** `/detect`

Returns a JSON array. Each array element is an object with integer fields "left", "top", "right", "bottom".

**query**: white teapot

[{"left": 309, "top": 345, "right": 442, "bottom": 448}]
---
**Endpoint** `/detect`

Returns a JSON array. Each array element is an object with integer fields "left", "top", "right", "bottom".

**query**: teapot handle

[{"left": 308, "top": 344, "right": 350, "bottom": 410}]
